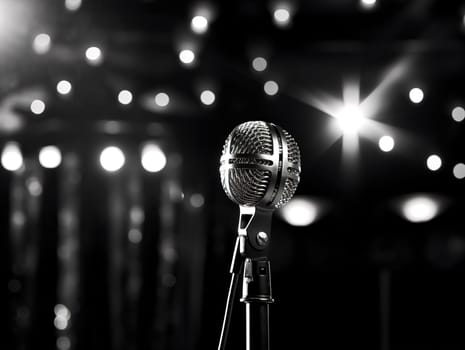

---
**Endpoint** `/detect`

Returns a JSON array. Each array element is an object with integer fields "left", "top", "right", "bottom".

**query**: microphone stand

[{"left": 218, "top": 206, "right": 274, "bottom": 350}]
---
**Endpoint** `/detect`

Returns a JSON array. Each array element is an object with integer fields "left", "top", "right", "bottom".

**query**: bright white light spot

[
  {"left": 118, "top": 90, "right": 133, "bottom": 105},
  {"left": 264, "top": 80, "right": 279, "bottom": 96},
  {"left": 54, "top": 316, "right": 68, "bottom": 330},
  {"left": 65, "top": 0, "right": 81, "bottom": 11},
  {"left": 1, "top": 142, "right": 23, "bottom": 171},
  {"left": 100, "top": 146, "right": 125, "bottom": 172},
  {"left": 33, "top": 33, "right": 51, "bottom": 54},
  {"left": 336, "top": 105, "right": 365, "bottom": 134},
  {"left": 57, "top": 80, "right": 72, "bottom": 95},
  {"left": 141, "top": 143, "right": 167, "bottom": 172},
  {"left": 409, "top": 88, "right": 424, "bottom": 104},
  {"left": 85, "top": 46, "right": 103, "bottom": 65},
  {"left": 273, "top": 8, "right": 290, "bottom": 26},
  {"left": 128, "top": 229, "right": 143, "bottom": 244},
  {"left": 453, "top": 163, "right": 465, "bottom": 179},
  {"left": 30, "top": 99, "right": 46, "bottom": 115},
  {"left": 155, "top": 92, "right": 170, "bottom": 107},
  {"left": 200, "top": 90, "right": 215, "bottom": 105},
  {"left": 401, "top": 195, "right": 439, "bottom": 223},
  {"left": 54, "top": 304, "right": 71, "bottom": 320},
  {"left": 56, "top": 336, "right": 71, "bottom": 350},
  {"left": 378, "top": 135, "right": 395, "bottom": 152},
  {"left": 279, "top": 197, "right": 319, "bottom": 226},
  {"left": 252, "top": 57, "right": 267, "bottom": 72},
  {"left": 451, "top": 106, "right": 465, "bottom": 122},
  {"left": 191, "top": 15, "right": 209, "bottom": 34},
  {"left": 426, "top": 154, "right": 442, "bottom": 171},
  {"left": 179, "top": 49, "right": 195, "bottom": 64},
  {"left": 361, "top": 0, "right": 376, "bottom": 8},
  {"left": 39, "top": 146, "right": 62, "bottom": 169},
  {"left": 190, "top": 193, "right": 205, "bottom": 208}
]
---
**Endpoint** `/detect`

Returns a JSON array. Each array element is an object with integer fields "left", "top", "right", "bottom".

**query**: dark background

[{"left": 2, "top": 0, "right": 465, "bottom": 349}]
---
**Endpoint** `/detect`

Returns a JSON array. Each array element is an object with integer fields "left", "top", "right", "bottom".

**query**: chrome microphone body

[{"left": 219, "top": 121, "right": 301, "bottom": 210}]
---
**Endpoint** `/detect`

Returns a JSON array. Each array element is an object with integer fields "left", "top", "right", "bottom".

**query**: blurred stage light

[
  {"left": 189, "top": 193, "right": 205, "bottom": 208},
  {"left": 30, "top": 99, "right": 46, "bottom": 115},
  {"left": 33, "top": 33, "right": 51, "bottom": 54},
  {"left": 128, "top": 229, "right": 142, "bottom": 244},
  {"left": 85, "top": 46, "right": 102, "bottom": 65},
  {"left": 54, "top": 304, "right": 71, "bottom": 319},
  {"left": 426, "top": 154, "right": 442, "bottom": 171},
  {"left": 453, "top": 163, "right": 465, "bottom": 179},
  {"left": 65, "top": 0, "right": 81, "bottom": 11},
  {"left": 200, "top": 90, "right": 215, "bottom": 105},
  {"left": 191, "top": 15, "right": 208, "bottom": 34},
  {"left": 335, "top": 105, "right": 365, "bottom": 135},
  {"left": 378, "top": 135, "right": 395, "bottom": 152},
  {"left": 155, "top": 92, "right": 170, "bottom": 107},
  {"left": 56, "top": 80, "right": 72, "bottom": 95},
  {"left": 39, "top": 146, "right": 62, "bottom": 169},
  {"left": 100, "top": 146, "right": 125, "bottom": 172},
  {"left": 451, "top": 106, "right": 465, "bottom": 122},
  {"left": 278, "top": 196, "right": 320, "bottom": 226},
  {"left": 273, "top": 8, "right": 291, "bottom": 27},
  {"left": 26, "top": 177, "right": 42, "bottom": 197},
  {"left": 141, "top": 143, "right": 166, "bottom": 172},
  {"left": 409, "top": 87, "right": 424, "bottom": 103},
  {"left": 56, "top": 336, "right": 71, "bottom": 350},
  {"left": 1, "top": 142, "right": 23, "bottom": 171},
  {"left": 264, "top": 80, "right": 279, "bottom": 96},
  {"left": 252, "top": 57, "right": 267, "bottom": 72},
  {"left": 118, "top": 90, "right": 133, "bottom": 105},
  {"left": 361, "top": 0, "right": 376, "bottom": 8},
  {"left": 179, "top": 49, "right": 195, "bottom": 65},
  {"left": 400, "top": 195, "right": 441, "bottom": 223}
]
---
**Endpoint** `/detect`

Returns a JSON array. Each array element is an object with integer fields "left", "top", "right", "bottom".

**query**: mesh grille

[
  {"left": 229, "top": 121, "right": 273, "bottom": 155},
  {"left": 227, "top": 168, "right": 272, "bottom": 206},
  {"left": 282, "top": 128, "right": 300, "bottom": 164},
  {"left": 275, "top": 178, "right": 299, "bottom": 208}
]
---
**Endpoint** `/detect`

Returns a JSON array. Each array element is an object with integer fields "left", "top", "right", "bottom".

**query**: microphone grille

[{"left": 220, "top": 121, "right": 301, "bottom": 209}]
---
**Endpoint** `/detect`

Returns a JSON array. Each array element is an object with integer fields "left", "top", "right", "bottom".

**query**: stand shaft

[{"left": 246, "top": 303, "right": 270, "bottom": 350}]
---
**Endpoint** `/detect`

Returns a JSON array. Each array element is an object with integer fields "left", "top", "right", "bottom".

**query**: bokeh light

[
  {"left": 453, "top": 163, "right": 465, "bottom": 179},
  {"left": 200, "top": 90, "right": 215, "bottom": 105},
  {"left": 426, "top": 154, "right": 442, "bottom": 171},
  {"left": 30, "top": 99, "right": 46, "bottom": 115},
  {"left": 378, "top": 135, "right": 395, "bottom": 152},
  {"left": 85, "top": 46, "right": 103, "bottom": 65},
  {"left": 33, "top": 33, "right": 51, "bottom": 54},
  {"left": 1, "top": 142, "right": 23, "bottom": 171},
  {"left": 118, "top": 90, "right": 133, "bottom": 105},
  {"left": 191, "top": 15, "right": 208, "bottom": 34},
  {"left": 264, "top": 80, "right": 279, "bottom": 96},
  {"left": 278, "top": 196, "right": 320, "bottom": 226},
  {"left": 100, "top": 146, "right": 125, "bottom": 172},
  {"left": 65, "top": 0, "right": 81, "bottom": 11},
  {"left": 400, "top": 195, "right": 440, "bottom": 223},
  {"left": 155, "top": 92, "right": 170, "bottom": 107},
  {"left": 141, "top": 143, "right": 167, "bottom": 172},
  {"left": 179, "top": 49, "right": 195, "bottom": 65},
  {"left": 451, "top": 106, "right": 465, "bottom": 122},
  {"left": 57, "top": 80, "right": 72, "bottom": 95},
  {"left": 252, "top": 57, "right": 267, "bottom": 72},
  {"left": 39, "top": 146, "right": 62, "bottom": 169},
  {"left": 409, "top": 87, "right": 424, "bottom": 103}
]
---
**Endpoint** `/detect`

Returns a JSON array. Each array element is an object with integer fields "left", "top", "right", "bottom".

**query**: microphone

[
  {"left": 217, "top": 121, "right": 302, "bottom": 350},
  {"left": 219, "top": 120, "right": 301, "bottom": 210}
]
